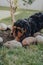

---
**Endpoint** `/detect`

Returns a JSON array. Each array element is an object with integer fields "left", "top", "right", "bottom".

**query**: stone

[
  {"left": 22, "top": 37, "right": 37, "bottom": 46},
  {"left": 0, "top": 37, "right": 3, "bottom": 43},
  {"left": 35, "top": 35, "right": 43, "bottom": 43},
  {"left": 0, "top": 23, "right": 7, "bottom": 30},
  {"left": 0, "top": 37, "right": 3, "bottom": 46},
  {"left": 4, "top": 40, "right": 22, "bottom": 48},
  {"left": 7, "top": 25, "right": 12, "bottom": 30}
]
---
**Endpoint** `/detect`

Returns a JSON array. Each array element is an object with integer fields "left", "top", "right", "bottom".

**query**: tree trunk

[
  {"left": 7, "top": 0, "right": 17, "bottom": 23},
  {"left": 10, "top": 0, "right": 16, "bottom": 23}
]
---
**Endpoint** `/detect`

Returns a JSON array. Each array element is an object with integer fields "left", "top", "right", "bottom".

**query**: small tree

[{"left": 7, "top": 0, "right": 17, "bottom": 23}]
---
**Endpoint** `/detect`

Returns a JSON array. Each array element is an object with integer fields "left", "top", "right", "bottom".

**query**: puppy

[
  {"left": 12, "top": 12, "right": 43, "bottom": 43},
  {"left": 12, "top": 19, "right": 31, "bottom": 42}
]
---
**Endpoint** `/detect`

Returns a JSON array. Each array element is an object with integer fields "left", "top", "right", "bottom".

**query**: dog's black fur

[
  {"left": 13, "top": 19, "right": 31, "bottom": 42},
  {"left": 27, "top": 12, "right": 43, "bottom": 35},
  {"left": 13, "top": 12, "right": 43, "bottom": 42}
]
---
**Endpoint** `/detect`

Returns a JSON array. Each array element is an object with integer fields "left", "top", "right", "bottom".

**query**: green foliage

[{"left": 23, "top": 0, "right": 35, "bottom": 5}]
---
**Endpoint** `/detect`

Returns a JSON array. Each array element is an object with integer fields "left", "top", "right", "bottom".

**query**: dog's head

[{"left": 12, "top": 19, "right": 31, "bottom": 42}]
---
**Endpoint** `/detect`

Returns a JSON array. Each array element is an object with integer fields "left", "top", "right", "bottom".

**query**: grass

[
  {"left": 0, "top": 44, "right": 43, "bottom": 65},
  {"left": 0, "top": 9, "right": 43, "bottom": 65},
  {"left": 0, "top": 6, "right": 10, "bottom": 10},
  {"left": 0, "top": 9, "right": 40, "bottom": 25}
]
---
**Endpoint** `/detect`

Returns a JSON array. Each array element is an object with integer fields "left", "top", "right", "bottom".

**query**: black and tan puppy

[
  {"left": 12, "top": 12, "right": 43, "bottom": 44},
  {"left": 12, "top": 19, "right": 31, "bottom": 42}
]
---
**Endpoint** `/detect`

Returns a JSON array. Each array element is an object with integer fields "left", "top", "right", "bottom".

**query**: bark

[
  {"left": 7, "top": 0, "right": 17, "bottom": 23},
  {"left": 10, "top": 0, "right": 15, "bottom": 22}
]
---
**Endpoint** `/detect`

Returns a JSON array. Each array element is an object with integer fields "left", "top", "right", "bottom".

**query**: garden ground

[{"left": 0, "top": 7, "right": 43, "bottom": 65}]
